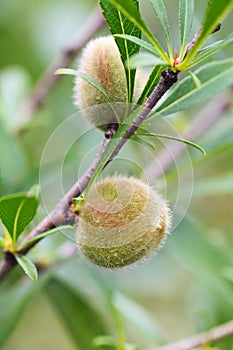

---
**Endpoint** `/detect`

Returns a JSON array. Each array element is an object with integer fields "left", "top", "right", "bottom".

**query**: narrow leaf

[
  {"left": 186, "top": 70, "right": 202, "bottom": 89},
  {"left": 188, "top": 32, "right": 233, "bottom": 68},
  {"left": 129, "top": 53, "right": 166, "bottom": 68},
  {"left": 76, "top": 71, "right": 121, "bottom": 124},
  {"left": 136, "top": 65, "right": 165, "bottom": 105},
  {"left": 15, "top": 254, "right": 38, "bottom": 281},
  {"left": 131, "top": 134, "right": 157, "bottom": 150},
  {"left": 114, "top": 34, "right": 162, "bottom": 57},
  {"left": 0, "top": 189, "right": 39, "bottom": 243},
  {"left": 77, "top": 72, "right": 112, "bottom": 104},
  {"left": 179, "top": 0, "right": 195, "bottom": 53},
  {"left": 99, "top": 0, "right": 141, "bottom": 103},
  {"left": 137, "top": 132, "right": 206, "bottom": 155},
  {"left": 93, "top": 335, "right": 116, "bottom": 348},
  {"left": 18, "top": 225, "right": 74, "bottom": 250},
  {"left": 55, "top": 68, "right": 77, "bottom": 76},
  {"left": 46, "top": 277, "right": 108, "bottom": 350},
  {"left": 107, "top": 0, "right": 169, "bottom": 63},
  {"left": 138, "top": 123, "right": 151, "bottom": 130},
  {"left": 156, "top": 58, "right": 233, "bottom": 115},
  {"left": 179, "top": 0, "right": 233, "bottom": 68},
  {"left": 150, "top": 0, "right": 173, "bottom": 57},
  {"left": 27, "top": 185, "right": 39, "bottom": 199},
  {"left": 56, "top": 69, "right": 115, "bottom": 109}
]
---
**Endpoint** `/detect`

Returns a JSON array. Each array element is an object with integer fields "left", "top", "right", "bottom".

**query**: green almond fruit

[
  {"left": 73, "top": 36, "right": 146, "bottom": 130},
  {"left": 76, "top": 175, "right": 171, "bottom": 268}
]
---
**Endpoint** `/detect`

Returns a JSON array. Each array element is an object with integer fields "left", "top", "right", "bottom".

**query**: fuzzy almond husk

[
  {"left": 76, "top": 176, "right": 171, "bottom": 268},
  {"left": 74, "top": 36, "right": 146, "bottom": 130}
]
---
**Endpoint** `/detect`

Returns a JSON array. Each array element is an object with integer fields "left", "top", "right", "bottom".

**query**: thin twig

[
  {"left": 153, "top": 319, "right": 233, "bottom": 350},
  {"left": 185, "top": 23, "right": 221, "bottom": 59},
  {"left": 186, "top": 27, "right": 203, "bottom": 57},
  {"left": 20, "top": 6, "right": 105, "bottom": 126}
]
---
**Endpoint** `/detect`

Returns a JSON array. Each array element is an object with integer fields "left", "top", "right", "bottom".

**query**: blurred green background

[{"left": 0, "top": 0, "right": 233, "bottom": 349}]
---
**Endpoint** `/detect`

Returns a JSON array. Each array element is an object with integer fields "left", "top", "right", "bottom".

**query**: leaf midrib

[{"left": 13, "top": 198, "right": 26, "bottom": 244}]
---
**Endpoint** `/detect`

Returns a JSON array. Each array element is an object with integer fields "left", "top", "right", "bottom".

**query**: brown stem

[
  {"left": 0, "top": 252, "right": 17, "bottom": 281},
  {"left": 185, "top": 22, "right": 221, "bottom": 59},
  {"left": 19, "top": 6, "right": 105, "bottom": 126},
  {"left": 186, "top": 27, "right": 203, "bottom": 57},
  {"left": 154, "top": 319, "right": 233, "bottom": 350}
]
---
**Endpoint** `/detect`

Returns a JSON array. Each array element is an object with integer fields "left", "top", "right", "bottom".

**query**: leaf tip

[{"left": 54, "top": 68, "right": 77, "bottom": 76}]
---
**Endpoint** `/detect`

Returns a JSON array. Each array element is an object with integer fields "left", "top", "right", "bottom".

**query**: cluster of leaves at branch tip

[
  {"left": 76, "top": 175, "right": 171, "bottom": 268},
  {"left": 73, "top": 36, "right": 146, "bottom": 131}
]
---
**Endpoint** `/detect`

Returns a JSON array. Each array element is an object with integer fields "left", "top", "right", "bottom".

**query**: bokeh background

[{"left": 0, "top": 0, "right": 233, "bottom": 349}]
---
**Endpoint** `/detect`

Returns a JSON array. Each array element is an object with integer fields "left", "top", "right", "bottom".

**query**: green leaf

[
  {"left": 27, "top": 184, "right": 40, "bottom": 198},
  {"left": 188, "top": 32, "right": 233, "bottom": 68},
  {"left": 129, "top": 53, "right": 166, "bottom": 68},
  {"left": 99, "top": 0, "right": 141, "bottom": 103},
  {"left": 150, "top": 0, "right": 172, "bottom": 58},
  {"left": 46, "top": 277, "right": 108, "bottom": 350},
  {"left": 76, "top": 73, "right": 111, "bottom": 104},
  {"left": 15, "top": 254, "right": 38, "bottom": 282},
  {"left": 55, "top": 68, "right": 77, "bottom": 76},
  {"left": 136, "top": 65, "right": 165, "bottom": 104},
  {"left": 156, "top": 58, "right": 233, "bottom": 115},
  {"left": 18, "top": 225, "right": 74, "bottom": 250},
  {"left": 106, "top": 0, "right": 169, "bottom": 64},
  {"left": 0, "top": 187, "right": 39, "bottom": 245},
  {"left": 93, "top": 335, "right": 116, "bottom": 348},
  {"left": 179, "top": 0, "right": 194, "bottom": 53},
  {"left": 56, "top": 68, "right": 117, "bottom": 113},
  {"left": 185, "top": 70, "right": 202, "bottom": 89},
  {"left": 179, "top": 0, "right": 233, "bottom": 68},
  {"left": 114, "top": 34, "right": 161, "bottom": 57},
  {"left": 136, "top": 132, "right": 206, "bottom": 155},
  {"left": 131, "top": 134, "right": 157, "bottom": 151},
  {"left": 72, "top": 71, "right": 122, "bottom": 125}
]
